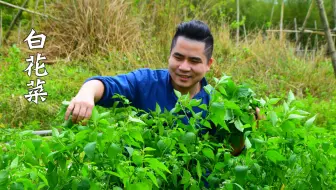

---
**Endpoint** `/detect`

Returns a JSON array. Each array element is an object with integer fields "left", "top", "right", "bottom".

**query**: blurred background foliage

[{"left": 0, "top": 0, "right": 335, "bottom": 129}]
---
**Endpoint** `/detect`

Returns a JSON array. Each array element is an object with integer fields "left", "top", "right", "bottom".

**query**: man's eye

[
  {"left": 175, "top": 56, "right": 183, "bottom": 60},
  {"left": 190, "top": 59, "right": 201, "bottom": 63}
]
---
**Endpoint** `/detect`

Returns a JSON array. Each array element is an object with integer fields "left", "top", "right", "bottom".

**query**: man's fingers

[
  {"left": 65, "top": 102, "right": 75, "bottom": 120},
  {"left": 76, "top": 107, "right": 87, "bottom": 124},
  {"left": 85, "top": 105, "right": 93, "bottom": 120},
  {"left": 81, "top": 106, "right": 93, "bottom": 125},
  {"left": 72, "top": 103, "right": 81, "bottom": 123},
  {"left": 256, "top": 107, "right": 261, "bottom": 120}
]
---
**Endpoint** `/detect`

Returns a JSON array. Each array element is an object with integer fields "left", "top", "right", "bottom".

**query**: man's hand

[
  {"left": 255, "top": 107, "right": 265, "bottom": 128},
  {"left": 64, "top": 80, "right": 104, "bottom": 125},
  {"left": 231, "top": 107, "right": 263, "bottom": 156},
  {"left": 64, "top": 94, "right": 95, "bottom": 124}
]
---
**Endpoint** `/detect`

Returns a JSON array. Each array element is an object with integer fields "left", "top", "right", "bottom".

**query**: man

[{"left": 64, "top": 20, "right": 246, "bottom": 156}]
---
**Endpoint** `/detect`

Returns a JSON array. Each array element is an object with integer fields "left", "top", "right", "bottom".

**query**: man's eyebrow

[
  {"left": 173, "top": 52, "right": 184, "bottom": 57},
  {"left": 189, "top": 57, "right": 202, "bottom": 61}
]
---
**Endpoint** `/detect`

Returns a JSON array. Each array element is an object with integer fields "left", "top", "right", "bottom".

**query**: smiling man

[{"left": 64, "top": 20, "right": 245, "bottom": 156}]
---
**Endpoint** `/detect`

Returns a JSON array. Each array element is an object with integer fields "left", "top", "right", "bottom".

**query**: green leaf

[
  {"left": 147, "top": 172, "right": 159, "bottom": 188},
  {"left": 283, "top": 101, "right": 289, "bottom": 113},
  {"left": 104, "top": 171, "right": 121, "bottom": 178},
  {"left": 127, "top": 182, "right": 152, "bottom": 190},
  {"left": 304, "top": 115, "right": 317, "bottom": 127},
  {"left": 245, "top": 137, "right": 252, "bottom": 149},
  {"left": 280, "top": 120, "right": 295, "bottom": 132},
  {"left": 224, "top": 100, "right": 241, "bottom": 110},
  {"left": 218, "top": 86, "right": 227, "bottom": 96},
  {"left": 132, "top": 151, "right": 143, "bottom": 166},
  {"left": 183, "top": 132, "right": 196, "bottom": 145},
  {"left": 128, "top": 116, "right": 146, "bottom": 125},
  {"left": 144, "top": 147, "right": 156, "bottom": 152},
  {"left": 77, "top": 178, "right": 90, "bottom": 190},
  {"left": 125, "top": 147, "right": 134, "bottom": 157},
  {"left": 259, "top": 98, "right": 266, "bottom": 107},
  {"left": 235, "top": 165, "right": 248, "bottom": 180},
  {"left": 11, "top": 182, "right": 25, "bottom": 190},
  {"left": 10, "top": 157, "right": 19, "bottom": 169},
  {"left": 288, "top": 114, "right": 306, "bottom": 120},
  {"left": 181, "top": 169, "right": 191, "bottom": 184},
  {"left": 190, "top": 99, "right": 201, "bottom": 107},
  {"left": 32, "top": 139, "right": 42, "bottom": 150},
  {"left": 99, "top": 112, "right": 110, "bottom": 119},
  {"left": 152, "top": 168, "right": 167, "bottom": 182},
  {"left": 234, "top": 119, "right": 244, "bottom": 132},
  {"left": 155, "top": 103, "right": 161, "bottom": 114},
  {"left": 266, "top": 150, "right": 286, "bottom": 163},
  {"left": 37, "top": 173, "right": 49, "bottom": 186},
  {"left": 84, "top": 142, "right": 96, "bottom": 159},
  {"left": 287, "top": 90, "right": 295, "bottom": 105},
  {"left": 296, "top": 110, "right": 310, "bottom": 115},
  {"left": 0, "top": 171, "right": 8, "bottom": 186},
  {"left": 174, "top": 89, "right": 182, "bottom": 98},
  {"left": 196, "top": 160, "right": 202, "bottom": 181},
  {"left": 178, "top": 143, "right": 188, "bottom": 154},
  {"left": 91, "top": 107, "right": 99, "bottom": 125},
  {"left": 269, "top": 111, "right": 278, "bottom": 127},
  {"left": 204, "top": 84, "right": 213, "bottom": 95},
  {"left": 202, "top": 148, "right": 215, "bottom": 160},
  {"left": 52, "top": 128, "right": 59, "bottom": 137},
  {"left": 214, "top": 162, "right": 225, "bottom": 170},
  {"left": 198, "top": 104, "right": 208, "bottom": 111},
  {"left": 268, "top": 98, "right": 281, "bottom": 105},
  {"left": 130, "top": 131, "right": 144, "bottom": 143},
  {"left": 108, "top": 143, "right": 122, "bottom": 159},
  {"left": 146, "top": 158, "right": 171, "bottom": 174}
]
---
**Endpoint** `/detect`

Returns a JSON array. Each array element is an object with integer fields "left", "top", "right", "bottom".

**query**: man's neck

[{"left": 174, "top": 82, "right": 201, "bottom": 98}]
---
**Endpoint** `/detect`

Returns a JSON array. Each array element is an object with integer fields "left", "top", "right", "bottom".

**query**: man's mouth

[{"left": 177, "top": 74, "right": 191, "bottom": 79}]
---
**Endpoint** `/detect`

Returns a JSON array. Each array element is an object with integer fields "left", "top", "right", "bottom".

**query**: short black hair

[{"left": 170, "top": 20, "right": 214, "bottom": 62}]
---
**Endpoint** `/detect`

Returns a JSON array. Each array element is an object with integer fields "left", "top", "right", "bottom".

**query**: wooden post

[
  {"left": 243, "top": 23, "right": 247, "bottom": 43},
  {"left": 44, "top": 0, "right": 46, "bottom": 14},
  {"left": 333, "top": 0, "right": 336, "bottom": 30},
  {"left": 0, "top": 10, "right": 2, "bottom": 47},
  {"left": 270, "top": 0, "right": 276, "bottom": 24},
  {"left": 294, "top": 18, "right": 298, "bottom": 42},
  {"left": 316, "top": 0, "right": 336, "bottom": 77},
  {"left": 304, "top": 36, "right": 311, "bottom": 59},
  {"left": 17, "top": 21, "right": 21, "bottom": 44},
  {"left": 236, "top": 0, "right": 240, "bottom": 46},
  {"left": 294, "top": 18, "right": 301, "bottom": 53},
  {"left": 4, "top": 0, "right": 29, "bottom": 43},
  {"left": 314, "top": 20, "right": 318, "bottom": 61},
  {"left": 280, "top": 0, "right": 285, "bottom": 41},
  {"left": 0, "top": 0, "right": 57, "bottom": 19},
  {"left": 32, "top": 0, "right": 40, "bottom": 28},
  {"left": 314, "top": 20, "right": 318, "bottom": 49},
  {"left": 295, "top": 0, "right": 314, "bottom": 52}
]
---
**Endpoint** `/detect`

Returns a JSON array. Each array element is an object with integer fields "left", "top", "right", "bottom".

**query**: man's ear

[{"left": 206, "top": 58, "right": 214, "bottom": 72}]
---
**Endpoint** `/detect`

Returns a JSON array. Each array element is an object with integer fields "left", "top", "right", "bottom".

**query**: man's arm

[
  {"left": 229, "top": 133, "right": 245, "bottom": 156},
  {"left": 228, "top": 107, "right": 261, "bottom": 156},
  {"left": 64, "top": 80, "right": 105, "bottom": 123}
]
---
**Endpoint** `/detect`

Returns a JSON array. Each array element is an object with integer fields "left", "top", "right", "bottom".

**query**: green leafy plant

[{"left": 0, "top": 75, "right": 335, "bottom": 189}]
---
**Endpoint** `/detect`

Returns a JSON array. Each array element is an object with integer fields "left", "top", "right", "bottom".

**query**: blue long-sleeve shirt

[
  {"left": 85, "top": 68, "right": 211, "bottom": 125},
  {"left": 85, "top": 68, "right": 245, "bottom": 187}
]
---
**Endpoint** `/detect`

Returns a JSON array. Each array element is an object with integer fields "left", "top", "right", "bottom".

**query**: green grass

[{"left": 0, "top": 44, "right": 335, "bottom": 130}]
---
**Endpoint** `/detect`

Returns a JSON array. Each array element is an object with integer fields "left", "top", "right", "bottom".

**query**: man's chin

[{"left": 175, "top": 81, "right": 191, "bottom": 87}]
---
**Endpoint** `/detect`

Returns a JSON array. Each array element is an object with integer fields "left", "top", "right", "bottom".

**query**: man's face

[{"left": 168, "top": 36, "right": 213, "bottom": 94}]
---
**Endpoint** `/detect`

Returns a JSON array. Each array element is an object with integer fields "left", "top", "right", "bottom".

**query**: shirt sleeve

[{"left": 84, "top": 71, "right": 139, "bottom": 108}]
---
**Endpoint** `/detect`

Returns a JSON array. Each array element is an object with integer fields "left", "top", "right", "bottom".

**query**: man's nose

[{"left": 179, "top": 60, "right": 191, "bottom": 71}]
